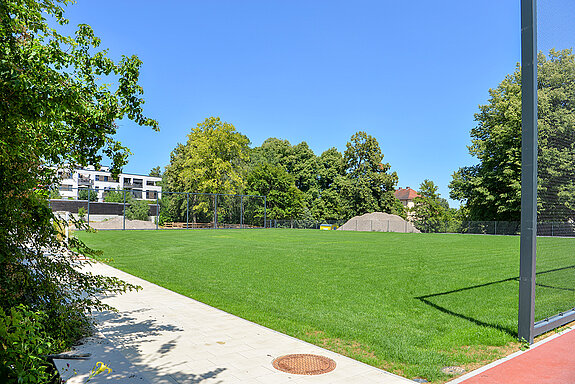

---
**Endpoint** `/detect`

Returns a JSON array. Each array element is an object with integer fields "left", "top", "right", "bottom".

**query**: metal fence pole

[
  {"left": 156, "top": 194, "right": 159, "bottom": 230},
  {"left": 123, "top": 189, "right": 126, "bottom": 231},
  {"left": 494, "top": 221, "right": 497, "bottom": 235},
  {"left": 87, "top": 187, "right": 90, "bottom": 225},
  {"left": 264, "top": 196, "right": 267, "bottom": 228},
  {"left": 518, "top": 0, "right": 538, "bottom": 344},
  {"left": 240, "top": 195, "right": 244, "bottom": 229},
  {"left": 186, "top": 193, "right": 189, "bottom": 229},
  {"left": 214, "top": 194, "right": 217, "bottom": 229}
]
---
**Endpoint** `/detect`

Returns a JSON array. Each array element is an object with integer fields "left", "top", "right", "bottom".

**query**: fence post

[
  {"left": 551, "top": 222, "right": 554, "bottom": 237},
  {"left": 494, "top": 221, "right": 497, "bottom": 235},
  {"left": 214, "top": 194, "right": 217, "bottom": 229},
  {"left": 240, "top": 195, "right": 244, "bottom": 229},
  {"left": 123, "top": 189, "right": 126, "bottom": 231},
  {"left": 186, "top": 193, "right": 189, "bottom": 229},
  {"left": 518, "top": 0, "right": 538, "bottom": 344},
  {"left": 156, "top": 194, "right": 159, "bottom": 230},
  {"left": 87, "top": 187, "right": 90, "bottom": 225},
  {"left": 264, "top": 195, "right": 267, "bottom": 228}
]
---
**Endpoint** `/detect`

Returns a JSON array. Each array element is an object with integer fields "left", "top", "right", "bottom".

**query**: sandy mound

[
  {"left": 88, "top": 216, "right": 156, "bottom": 230},
  {"left": 338, "top": 212, "right": 420, "bottom": 233}
]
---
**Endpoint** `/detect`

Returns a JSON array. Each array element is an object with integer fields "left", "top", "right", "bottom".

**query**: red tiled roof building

[{"left": 394, "top": 187, "right": 419, "bottom": 209}]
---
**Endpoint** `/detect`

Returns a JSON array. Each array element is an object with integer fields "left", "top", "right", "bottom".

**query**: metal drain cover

[{"left": 272, "top": 354, "right": 336, "bottom": 375}]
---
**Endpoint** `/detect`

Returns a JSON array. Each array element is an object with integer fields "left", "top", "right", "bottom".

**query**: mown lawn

[{"left": 76, "top": 229, "right": 575, "bottom": 382}]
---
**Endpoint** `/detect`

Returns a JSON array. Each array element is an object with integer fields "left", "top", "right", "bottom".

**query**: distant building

[
  {"left": 54, "top": 165, "right": 162, "bottom": 202},
  {"left": 394, "top": 187, "right": 419, "bottom": 210}
]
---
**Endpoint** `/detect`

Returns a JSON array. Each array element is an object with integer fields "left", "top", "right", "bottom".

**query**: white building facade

[{"left": 55, "top": 165, "right": 162, "bottom": 202}]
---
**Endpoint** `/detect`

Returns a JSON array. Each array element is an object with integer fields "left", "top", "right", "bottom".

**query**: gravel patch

[
  {"left": 338, "top": 212, "right": 420, "bottom": 233},
  {"left": 88, "top": 216, "right": 156, "bottom": 230}
]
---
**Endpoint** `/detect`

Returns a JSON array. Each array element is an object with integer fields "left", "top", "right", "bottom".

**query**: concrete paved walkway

[{"left": 56, "top": 261, "right": 413, "bottom": 383}]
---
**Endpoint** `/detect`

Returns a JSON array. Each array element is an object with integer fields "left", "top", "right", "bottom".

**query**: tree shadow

[
  {"left": 82, "top": 307, "right": 228, "bottom": 383},
  {"left": 415, "top": 265, "right": 575, "bottom": 337}
]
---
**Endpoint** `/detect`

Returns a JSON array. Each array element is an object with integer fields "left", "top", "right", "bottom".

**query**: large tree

[
  {"left": 339, "top": 131, "right": 399, "bottom": 217},
  {"left": 0, "top": 0, "right": 156, "bottom": 375},
  {"left": 245, "top": 163, "right": 305, "bottom": 222},
  {"left": 450, "top": 49, "right": 575, "bottom": 221},
  {"left": 163, "top": 117, "right": 250, "bottom": 221},
  {"left": 411, "top": 179, "right": 451, "bottom": 230},
  {"left": 311, "top": 147, "right": 346, "bottom": 220},
  {"left": 164, "top": 117, "right": 250, "bottom": 194}
]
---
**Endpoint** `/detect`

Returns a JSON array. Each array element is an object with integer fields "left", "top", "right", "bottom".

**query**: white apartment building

[{"left": 55, "top": 165, "right": 162, "bottom": 202}]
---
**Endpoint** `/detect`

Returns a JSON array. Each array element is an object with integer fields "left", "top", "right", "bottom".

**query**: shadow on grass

[{"left": 415, "top": 265, "right": 575, "bottom": 337}]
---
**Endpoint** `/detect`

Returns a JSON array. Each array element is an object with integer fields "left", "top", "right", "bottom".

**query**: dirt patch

[
  {"left": 338, "top": 212, "right": 419, "bottom": 233},
  {"left": 304, "top": 330, "right": 406, "bottom": 377},
  {"left": 446, "top": 343, "right": 521, "bottom": 379}
]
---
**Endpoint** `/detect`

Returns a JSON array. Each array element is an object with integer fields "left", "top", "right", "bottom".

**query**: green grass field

[{"left": 76, "top": 229, "right": 575, "bottom": 382}]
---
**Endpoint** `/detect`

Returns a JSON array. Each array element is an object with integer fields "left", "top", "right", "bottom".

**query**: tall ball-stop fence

[
  {"left": 49, "top": 187, "right": 267, "bottom": 230},
  {"left": 518, "top": 0, "right": 575, "bottom": 342}
]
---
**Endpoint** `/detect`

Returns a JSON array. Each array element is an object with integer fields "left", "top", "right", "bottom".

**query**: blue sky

[{"left": 57, "top": 0, "right": 573, "bottom": 207}]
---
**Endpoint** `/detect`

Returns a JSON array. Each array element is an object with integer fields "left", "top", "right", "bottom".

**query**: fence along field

[{"left": 50, "top": 188, "right": 267, "bottom": 230}]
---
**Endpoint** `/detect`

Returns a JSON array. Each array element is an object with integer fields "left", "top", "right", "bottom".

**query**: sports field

[{"left": 76, "top": 229, "right": 574, "bottom": 382}]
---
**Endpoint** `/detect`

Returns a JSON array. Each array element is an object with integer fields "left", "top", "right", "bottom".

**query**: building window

[
  {"left": 146, "top": 191, "right": 157, "bottom": 199},
  {"left": 60, "top": 184, "right": 72, "bottom": 192},
  {"left": 103, "top": 175, "right": 109, "bottom": 182},
  {"left": 146, "top": 180, "right": 155, "bottom": 186}
]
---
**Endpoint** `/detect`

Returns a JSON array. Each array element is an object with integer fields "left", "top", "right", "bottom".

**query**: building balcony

[{"left": 78, "top": 177, "right": 92, "bottom": 185}]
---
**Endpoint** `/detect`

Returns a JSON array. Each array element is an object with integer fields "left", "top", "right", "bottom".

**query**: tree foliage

[
  {"left": 0, "top": 0, "right": 157, "bottom": 370},
  {"left": 125, "top": 199, "right": 150, "bottom": 221},
  {"left": 339, "top": 131, "right": 399, "bottom": 217},
  {"left": 246, "top": 163, "right": 305, "bottom": 221},
  {"left": 450, "top": 49, "right": 575, "bottom": 221},
  {"left": 163, "top": 117, "right": 250, "bottom": 221},
  {"left": 411, "top": 179, "right": 450, "bottom": 229},
  {"left": 78, "top": 188, "right": 97, "bottom": 201},
  {"left": 164, "top": 117, "right": 250, "bottom": 194},
  {"left": 149, "top": 166, "right": 162, "bottom": 178}
]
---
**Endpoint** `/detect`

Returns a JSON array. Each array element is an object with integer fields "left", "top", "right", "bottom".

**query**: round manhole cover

[{"left": 272, "top": 354, "right": 336, "bottom": 375}]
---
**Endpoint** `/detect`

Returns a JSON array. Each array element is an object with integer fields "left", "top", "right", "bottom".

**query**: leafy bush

[
  {"left": 125, "top": 199, "right": 151, "bottom": 221},
  {"left": 78, "top": 189, "right": 98, "bottom": 202},
  {"left": 1, "top": 0, "right": 154, "bottom": 378},
  {"left": 78, "top": 207, "right": 87, "bottom": 221},
  {"left": 0, "top": 305, "right": 56, "bottom": 384},
  {"left": 48, "top": 189, "right": 61, "bottom": 199},
  {"left": 103, "top": 189, "right": 125, "bottom": 203}
]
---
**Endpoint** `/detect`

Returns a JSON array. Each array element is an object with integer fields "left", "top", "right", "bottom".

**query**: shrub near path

[{"left": 77, "top": 229, "right": 574, "bottom": 382}]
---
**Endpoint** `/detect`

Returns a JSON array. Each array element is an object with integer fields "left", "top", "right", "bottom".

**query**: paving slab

[{"left": 59, "top": 261, "right": 414, "bottom": 383}]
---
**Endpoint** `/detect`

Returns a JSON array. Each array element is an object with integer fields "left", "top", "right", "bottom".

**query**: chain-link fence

[{"left": 49, "top": 188, "right": 267, "bottom": 230}]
